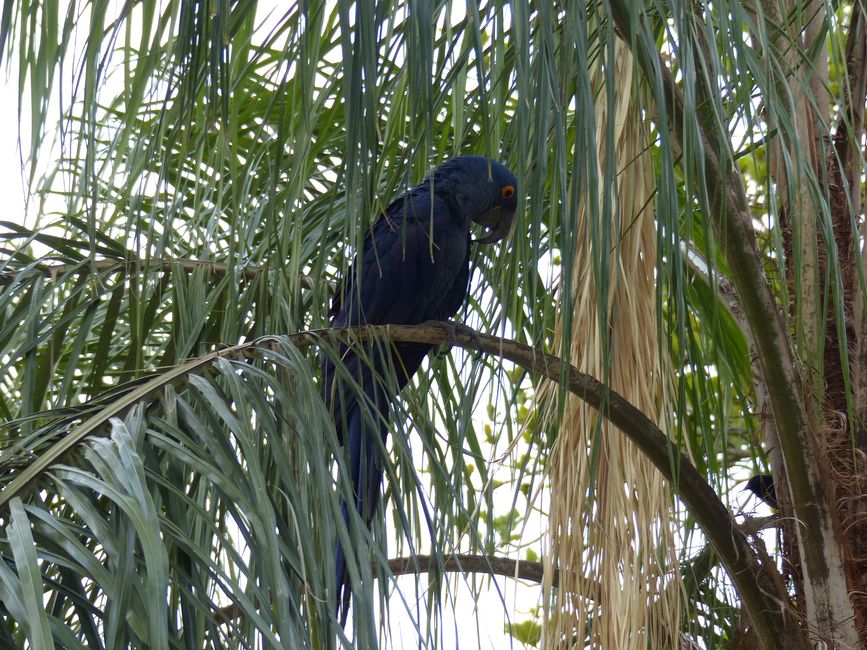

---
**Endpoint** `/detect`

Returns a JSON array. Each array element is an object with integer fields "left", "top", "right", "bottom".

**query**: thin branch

[
  {"left": 386, "top": 553, "right": 548, "bottom": 585},
  {"left": 217, "top": 515, "right": 783, "bottom": 625},
  {"left": 215, "top": 553, "right": 553, "bottom": 625}
]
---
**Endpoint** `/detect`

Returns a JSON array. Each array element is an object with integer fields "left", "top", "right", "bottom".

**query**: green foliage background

[{"left": 0, "top": 0, "right": 859, "bottom": 647}]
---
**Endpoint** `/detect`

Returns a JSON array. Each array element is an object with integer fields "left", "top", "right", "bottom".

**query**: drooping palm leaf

[{"left": 1, "top": 0, "right": 865, "bottom": 647}]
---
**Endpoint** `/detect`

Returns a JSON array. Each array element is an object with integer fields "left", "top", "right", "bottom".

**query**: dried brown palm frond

[{"left": 541, "top": 39, "right": 681, "bottom": 648}]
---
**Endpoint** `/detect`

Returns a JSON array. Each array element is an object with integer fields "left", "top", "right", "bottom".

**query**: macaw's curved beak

[{"left": 472, "top": 206, "right": 515, "bottom": 244}]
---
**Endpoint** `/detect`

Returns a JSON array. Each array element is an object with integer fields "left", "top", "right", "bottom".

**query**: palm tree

[{"left": 0, "top": 0, "right": 864, "bottom": 648}]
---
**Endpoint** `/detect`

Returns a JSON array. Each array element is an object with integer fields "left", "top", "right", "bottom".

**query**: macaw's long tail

[
  {"left": 329, "top": 342, "right": 430, "bottom": 626},
  {"left": 334, "top": 401, "right": 388, "bottom": 625}
]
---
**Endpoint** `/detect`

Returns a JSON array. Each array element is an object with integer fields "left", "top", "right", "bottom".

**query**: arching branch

[{"left": 386, "top": 553, "right": 548, "bottom": 585}]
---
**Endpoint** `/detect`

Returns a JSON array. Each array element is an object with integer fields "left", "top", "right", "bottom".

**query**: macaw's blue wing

[{"left": 322, "top": 191, "right": 472, "bottom": 444}]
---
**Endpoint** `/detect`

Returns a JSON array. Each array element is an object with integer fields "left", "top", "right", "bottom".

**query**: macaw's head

[{"left": 431, "top": 155, "right": 518, "bottom": 244}]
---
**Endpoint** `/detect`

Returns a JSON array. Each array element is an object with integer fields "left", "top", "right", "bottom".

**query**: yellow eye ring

[{"left": 501, "top": 185, "right": 515, "bottom": 200}]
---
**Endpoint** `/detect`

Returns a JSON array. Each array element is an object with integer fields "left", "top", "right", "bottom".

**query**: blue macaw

[{"left": 321, "top": 155, "right": 518, "bottom": 623}]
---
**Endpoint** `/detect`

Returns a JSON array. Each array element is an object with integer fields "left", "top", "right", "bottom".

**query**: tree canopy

[{"left": 0, "top": 0, "right": 865, "bottom": 648}]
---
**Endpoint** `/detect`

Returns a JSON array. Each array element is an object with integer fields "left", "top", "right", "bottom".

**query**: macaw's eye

[{"left": 501, "top": 185, "right": 515, "bottom": 200}]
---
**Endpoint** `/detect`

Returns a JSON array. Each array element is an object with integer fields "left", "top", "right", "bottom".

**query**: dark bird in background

[
  {"left": 321, "top": 155, "right": 518, "bottom": 624},
  {"left": 744, "top": 474, "right": 778, "bottom": 510}
]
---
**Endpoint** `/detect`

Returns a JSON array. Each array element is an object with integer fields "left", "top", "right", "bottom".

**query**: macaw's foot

[
  {"left": 422, "top": 320, "right": 484, "bottom": 359},
  {"left": 447, "top": 321, "right": 483, "bottom": 351},
  {"left": 443, "top": 321, "right": 485, "bottom": 362}
]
